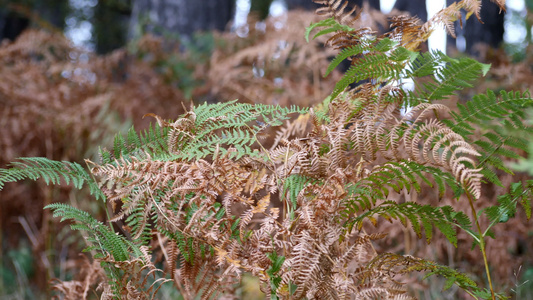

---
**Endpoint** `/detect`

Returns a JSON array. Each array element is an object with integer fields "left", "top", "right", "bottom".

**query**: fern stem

[{"left": 466, "top": 192, "right": 495, "bottom": 300}]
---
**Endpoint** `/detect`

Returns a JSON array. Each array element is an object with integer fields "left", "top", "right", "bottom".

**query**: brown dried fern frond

[
  {"left": 314, "top": 0, "right": 360, "bottom": 26},
  {"left": 420, "top": 0, "right": 506, "bottom": 43}
]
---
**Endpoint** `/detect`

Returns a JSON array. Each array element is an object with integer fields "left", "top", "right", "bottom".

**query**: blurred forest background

[{"left": 0, "top": 0, "right": 532, "bottom": 299}]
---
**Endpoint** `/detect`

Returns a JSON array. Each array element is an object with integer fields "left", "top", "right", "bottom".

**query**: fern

[
  {"left": 445, "top": 90, "right": 533, "bottom": 137},
  {"left": 45, "top": 203, "right": 141, "bottom": 261},
  {"left": 101, "top": 123, "right": 170, "bottom": 165},
  {"left": 405, "top": 53, "right": 491, "bottom": 103},
  {"left": 366, "top": 253, "right": 483, "bottom": 295},
  {"left": 443, "top": 90, "right": 533, "bottom": 186},
  {"left": 329, "top": 39, "right": 416, "bottom": 99},
  {"left": 151, "top": 100, "right": 308, "bottom": 161},
  {"left": 485, "top": 181, "right": 533, "bottom": 225},
  {"left": 304, "top": 17, "right": 355, "bottom": 43},
  {"left": 344, "top": 161, "right": 463, "bottom": 216},
  {"left": 351, "top": 201, "right": 473, "bottom": 247},
  {"left": 282, "top": 174, "right": 317, "bottom": 218},
  {"left": 0, "top": 157, "right": 105, "bottom": 201},
  {"left": 3, "top": 1, "right": 530, "bottom": 299}
]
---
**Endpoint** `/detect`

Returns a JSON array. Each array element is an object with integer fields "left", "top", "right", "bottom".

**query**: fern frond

[
  {"left": 386, "top": 15, "right": 423, "bottom": 51},
  {"left": 279, "top": 230, "right": 322, "bottom": 299},
  {"left": 444, "top": 90, "right": 533, "bottom": 137},
  {"left": 325, "top": 42, "right": 370, "bottom": 76},
  {"left": 420, "top": 0, "right": 505, "bottom": 43},
  {"left": 45, "top": 203, "right": 140, "bottom": 261},
  {"left": 485, "top": 181, "right": 533, "bottom": 225},
  {"left": 148, "top": 101, "right": 307, "bottom": 161},
  {"left": 351, "top": 201, "right": 472, "bottom": 247},
  {"left": 345, "top": 161, "right": 462, "bottom": 214},
  {"left": 366, "top": 253, "right": 481, "bottom": 295},
  {"left": 305, "top": 17, "right": 355, "bottom": 43},
  {"left": 405, "top": 53, "right": 491, "bottom": 106},
  {"left": 0, "top": 157, "right": 105, "bottom": 200},
  {"left": 100, "top": 123, "right": 169, "bottom": 165},
  {"left": 330, "top": 39, "right": 414, "bottom": 99},
  {"left": 283, "top": 174, "right": 317, "bottom": 214},
  {"left": 313, "top": 0, "right": 360, "bottom": 26},
  {"left": 443, "top": 90, "right": 533, "bottom": 185}
]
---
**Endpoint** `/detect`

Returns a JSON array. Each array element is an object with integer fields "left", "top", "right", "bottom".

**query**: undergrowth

[{"left": 1, "top": 0, "right": 531, "bottom": 299}]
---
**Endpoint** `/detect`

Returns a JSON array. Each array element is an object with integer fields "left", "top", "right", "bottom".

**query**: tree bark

[{"left": 129, "top": 0, "right": 235, "bottom": 40}]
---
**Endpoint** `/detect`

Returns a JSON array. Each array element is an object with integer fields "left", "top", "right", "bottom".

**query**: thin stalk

[{"left": 466, "top": 192, "right": 495, "bottom": 300}]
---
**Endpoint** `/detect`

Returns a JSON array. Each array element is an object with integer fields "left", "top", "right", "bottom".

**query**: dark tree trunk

[
  {"left": 94, "top": 0, "right": 132, "bottom": 54},
  {"left": 0, "top": 11, "right": 29, "bottom": 41},
  {"left": 250, "top": 0, "right": 274, "bottom": 20},
  {"left": 0, "top": 0, "right": 68, "bottom": 42},
  {"left": 393, "top": 0, "right": 427, "bottom": 22},
  {"left": 285, "top": 0, "right": 321, "bottom": 10},
  {"left": 286, "top": 0, "right": 379, "bottom": 11},
  {"left": 34, "top": 0, "right": 69, "bottom": 29},
  {"left": 446, "top": 0, "right": 504, "bottom": 56},
  {"left": 129, "top": 0, "right": 235, "bottom": 40}
]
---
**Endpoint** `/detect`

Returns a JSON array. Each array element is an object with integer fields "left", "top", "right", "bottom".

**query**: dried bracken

[{"left": 2, "top": 1, "right": 532, "bottom": 300}]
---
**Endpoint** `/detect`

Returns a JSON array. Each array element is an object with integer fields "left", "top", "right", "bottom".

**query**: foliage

[
  {"left": 1, "top": 0, "right": 532, "bottom": 299},
  {"left": 0, "top": 8, "right": 353, "bottom": 297}
]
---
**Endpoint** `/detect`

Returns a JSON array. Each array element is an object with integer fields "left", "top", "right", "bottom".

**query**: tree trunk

[
  {"left": 446, "top": 0, "right": 504, "bottom": 56},
  {"left": 129, "top": 0, "right": 235, "bottom": 40},
  {"left": 393, "top": 0, "right": 427, "bottom": 22},
  {"left": 94, "top": 0, "right": 132, "bottom": 54},
  {"left": 0, "top": 0, "right": 68, "bottom": 42},
  {"left": 285, "top": 0, "right": 321, "bottom": 10},
  {"left": 250, "top": 0, "right": 274, "bottom": 20},
  {"left": 0, "top": 10, "right": 29, "bottom": 41}
]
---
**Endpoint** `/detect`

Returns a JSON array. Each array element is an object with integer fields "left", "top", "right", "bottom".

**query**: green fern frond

[
  {"left": 100, "top": 123, "right": 170, "bottom": 165},
  {"left": 162, "top": 229, "right": 197, "bottom": 264},
  {"left": 305, "top": 17, "right": 354, "bottom": 43},
  {"left": 325, "top": 42, "right": 370, "bottom": 76},
  {"left": 444, "top": 90, "right": 533, "bottom": 137},
  {"left": 351, "top": 201, "right": 471, "bottom": 247},
  {"left": 442, "top": 90, "right": 533, "bottom": 185},
  {"left": 0, "top": 157, "right": 105, "bottom": 201},
  {"left": 367, "top": 253, "right": 482, "bottom": 295},
  {"left": 405, "top": 49, "right": 442, "bottom": 78},
  {"left": 330, "top": 39, "right": 413, "bottom": 99},
  {"left": 45, "top": 203, "right": 141, "bottom": 261},
  {"left": 181, "top": 129, "right": 258, "bottom": 160},
  {"left": 124, "top": 203, "right": 152, "bottom": 244},
  {"left": 193, "top": 100, "right": 307, "bottom": 129},
  {"left": 485, "top": 181, "right": 532, "bottom": 225},
  {"left": 405, "top": 53, "right": 490, "bottom": 106},
  {"left": 158, "top": 101, "right": 307, "bottom": 161},
  {"left": 283, "top": 174, "right": 318, "bottom": 219},
  {"left": 473, "top": 129, "right": 528, "bottom": 186},
  {"left": 344, "top": 161, "right": 462, "bottom": 214}
]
